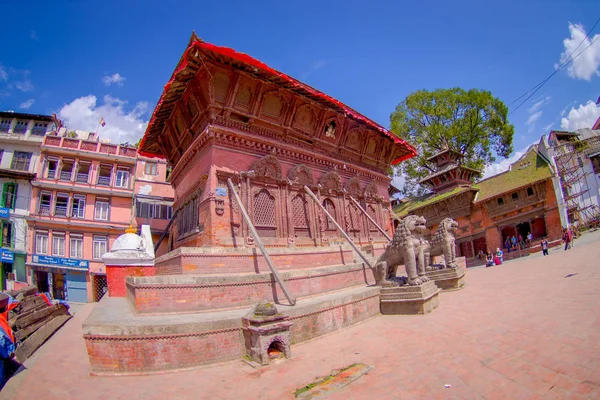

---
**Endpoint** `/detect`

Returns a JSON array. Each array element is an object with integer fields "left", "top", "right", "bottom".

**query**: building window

[
  {"left": 39, "top": 192, "right": 52, "bottom": 215},
  {"left": 10, "top": 151, "right": 32, "bottom": 171},
  {"left": 54, "top": 193, "right": 70, "bottom": 217},
  {"left": 13, "top": 120, "right": 28, "bottom": 134},
  {"left": 497, "top": 197, "right": 504, "bottom": 206},
  {"left": 35, "top": 231, "right": 49, "bottom": 254},
  {"left": 177, "top": 197, "right": 199, "bottom": 237},
  {"left": 1, "top": 221, "right": 13, "bottom": 248},
  {"left": 115, "top": 167, "right": 130, "bottom": 188},
  {"left": 70, "top": 234, "right": 83, "bottom": 259},
  {"left": 52, "top": 232, "right": 66, "bottom": 256},
  {"left": 45, "top": 157, "right": 59, "bottom": 179},
  {"left": 136, "top": 201, "right": 173, "bottom": 220},
  {"left": 59, "top": 159, "right": 75, "bottom": 181},
  {"left": 97, "top": 164, "right": 112, "bottom": 186},
  {"left": 145, "top": 162, "right": 158, "bottom": 175},
  {"left": 31, "top": 122, "right": 49, "bottom": 136},
  {"left": 527, "top": 187, "right": 534, "bottom": 196},
  {"left": 0, "top": 119, "right": 11, "bottom": 133},
  {"left": 511, "top": 192, "right": 519, "bottom": 201},
  {"left": 2, "top": 183, "right": 17, "bottom": 210},
  {"left": 71, "top": 195, "right": 86, "bottom": 218},
  {"left": 76, "top": 161, "right": 91, "bottom": 183},
  {"left": 93, "top": 236, "right": 107, "bottom": 259},
  {"left": 94, "top": 198, "right": 109, "bottom": 220}
]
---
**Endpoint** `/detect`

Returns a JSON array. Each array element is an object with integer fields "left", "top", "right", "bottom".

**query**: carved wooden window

[
  {"left": 292, "top": 194, "right": 311, "bottom": 238},
  {"left": 527, "top": 187, "right": 534, "bottom": 197},
  {"left": 367, "top": 204, "right": 380, "bottom": 236},
  {"left": 497, "top": 197, "right": 504, "bottom": 206},
  {"left": 212, "top": 73, "right": 230, "bottom": 104},
  {"left": 511, "top": 192, "right": 519, "bottom": 201},
  {"left": 177, "top": 196, "right": 199, "bottom": 238},
  {"left": 322, "top": 199, "right": 337, "bottom": 231},
  {"left": 187, "top": 96, "right": 199, "bottom": 119},
  {"left": 253, "top": 189, "right": 277, "bottom": 238},
  {"left": 346, "top": 203, "right": 360, "bottom": 237}
]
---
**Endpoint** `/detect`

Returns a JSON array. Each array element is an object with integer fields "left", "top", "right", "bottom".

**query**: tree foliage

[{"left": 390, "top": 88, "right": 514, "bottom": 197}]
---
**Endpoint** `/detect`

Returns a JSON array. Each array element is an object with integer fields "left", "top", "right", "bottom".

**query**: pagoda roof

[
  {"left": 426, "top": 148, "right": 464, "bottom": 162},
  {"left": 418, "top": 163, "right": 480, "bottom": 185},
  {"left": 473, "top": 146, "right": 553, "bottom": 203},
  {"left": 138, "top": 33, "right": 417, "bottom": 164}
]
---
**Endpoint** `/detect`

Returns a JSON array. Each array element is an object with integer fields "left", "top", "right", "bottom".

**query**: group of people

[
  {"left": 503, "top": 232, "right": 534, "bottom": 253},
  {"left": 484, "top": 248, "right": 504, "bottom": 267}
]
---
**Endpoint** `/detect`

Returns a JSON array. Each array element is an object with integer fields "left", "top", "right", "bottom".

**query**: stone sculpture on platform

[
  {"left": 424, "top": 217, "right": 459, "bottom": 270},
  {"left": 373, "top": 215, "right": 430, "bottom": 286}
]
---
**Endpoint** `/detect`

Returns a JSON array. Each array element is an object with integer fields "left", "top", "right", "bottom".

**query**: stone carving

[
  {"left": 424, "top": 218, "right": 459, "bottom": 269},
  {"left": 373, "top": 215, "right": 430, "bottom": 287},
  {"left": 364, "top": 180, "right": 379, "bottom": 199},
  {"left": 242, "top": 302, "right": 293, "bottom": 366},
  {"left": 293, "top": 104, "right": 316, "bottom": 132},
  {"left": 287, "top": 164, "right": 313, "bottom": 185},
  {"left": 251, "top": 155, "right": 282, "bottom": 180},
  {"left": 319, "top": 171, "right": 342, "bottom": 191},
  {"left": 344, "top": 175, "right": 361, "bottom": 197},
  {"left": 324, "top": 121, "right": 336, "bottom": 138}
]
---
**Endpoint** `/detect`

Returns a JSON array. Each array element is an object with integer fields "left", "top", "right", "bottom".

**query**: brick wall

[
  {"left": 84, "top": 328, "right": 244, "bottom": 373},
  {"left": 106, "top": 265, "right": 155, "bottom": 297},
  {"left": 128, "top": 264, "right": 374, "bottom": 313}
]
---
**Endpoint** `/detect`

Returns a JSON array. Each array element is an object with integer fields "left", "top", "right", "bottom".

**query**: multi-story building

[
  {"left": 538, "top": 127, "right": 600, "bottom": 229},
  {"left": 26, "top": 133, "right": 138, "bottom": 302},
  {"left": 133, "top": 156, "right": 174, "bottom": 257},
  {"left": 0, "top": 111, "right": 56, "bottom": 291}
]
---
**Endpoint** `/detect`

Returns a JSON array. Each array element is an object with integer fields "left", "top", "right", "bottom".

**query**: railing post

[
  {"left": 303, "top": 186, "right": 374, "bottom": 269},
  {"left": 227, "top": 178, "right": 296, "bottom": 306},
  {"left": 348, "top": 196, "right": 392, "bottom": 241}
]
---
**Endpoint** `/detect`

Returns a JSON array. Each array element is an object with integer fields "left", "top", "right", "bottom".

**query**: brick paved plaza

[{"left": 3, "top": 232, "right": 600, "bottom": 400}]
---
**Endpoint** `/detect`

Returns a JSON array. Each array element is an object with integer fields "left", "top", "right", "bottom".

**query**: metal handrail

[
  {"left": 348, "top": 196, "right": 391, "bottom": 241},
  {"left": 304, "top": 186, "right": 374, "bottom": 269},
  {"left": 228, "top": 178, "right": 296, "bottom": 306}
]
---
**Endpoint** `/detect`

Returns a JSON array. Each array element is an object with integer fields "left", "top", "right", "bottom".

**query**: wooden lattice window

[
  {"left": 346, "top": 203, "right": 360, "bottom": 237},
  {"left": 292, "top": 194, "right": 311, "bottom": 238},
  {"left": 322, "top": 199, "right": 337, "bottom": 231},
  {"left": 367, "top": 204, "right": 381, "bottom": 236},
  {"left": 253, "top": 189, "right": 276, "bottom": 238}
]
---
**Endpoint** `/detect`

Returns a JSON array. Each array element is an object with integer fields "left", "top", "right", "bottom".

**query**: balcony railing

[
  {"left": 54, "top": 206, "right": 68, "bottom": 217},
  {"left": 13, "top": 127, "right": 27, "bottom": 135},
  {"left": 39, "top": 205, "right": 51, "bottom": 215},
  {"left": 47, "top": 170, "right": 56, "bottom": 179},
  {"left": 97, "top": 176, "right": 111, "bottom": 186},
  {"left": 31, "top": 128, "right": 47, "bottom": 136},
  {"left": 76, "top": 173, "right": 89, "bottom": 183},
  {"left": 59, "top": 171, "right": 73, "bottom": 181},
  {"left": 42, "top": 136, "right": 137, "bottom": 159}
]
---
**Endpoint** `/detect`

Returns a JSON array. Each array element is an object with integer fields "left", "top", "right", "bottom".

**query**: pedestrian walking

[{"left": 541, "top": 239, "right": 549, "bottom": 256}]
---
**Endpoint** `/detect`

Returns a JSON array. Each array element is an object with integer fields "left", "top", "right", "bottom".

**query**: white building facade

[{"left": 0, "top": 111, "right": 56, "bottom": 290}]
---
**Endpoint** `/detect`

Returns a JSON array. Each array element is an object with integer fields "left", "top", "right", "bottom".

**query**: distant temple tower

[{"left": 419, "top": 148, "right": 480, "bottom": 193}]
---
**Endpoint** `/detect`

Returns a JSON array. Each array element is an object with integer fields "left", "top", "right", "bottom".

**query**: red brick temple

[{"left": 82, "top": 34, "right": 416, "bottom": 373}]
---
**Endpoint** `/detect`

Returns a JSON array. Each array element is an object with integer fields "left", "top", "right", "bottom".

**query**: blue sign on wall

[
  {"left": 0, "top": 248, "right": 14, "bottom": 263},
  {"left": 216, "top": 188, "right": 228, "bottom": 196},
  {"left": 31, "top": 254, "right": 89, "bottom": 270},
  {"left": 0, "top": 208, "right": 9, "bottom": 219}
]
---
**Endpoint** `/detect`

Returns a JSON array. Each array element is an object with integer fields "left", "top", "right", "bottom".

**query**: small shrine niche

[
  {"left": 242, "top": 302, "right": 293, "bottom": 366},
  {"left": 324, "top": 121, "right": 336, "bottom": 138}
]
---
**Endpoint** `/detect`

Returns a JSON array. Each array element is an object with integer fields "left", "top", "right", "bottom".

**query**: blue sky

[{"left": 1, "top": 0, "right": 599, "bottom": 178}]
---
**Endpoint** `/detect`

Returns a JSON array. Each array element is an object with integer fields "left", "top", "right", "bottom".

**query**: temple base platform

[{"left": 425, "top": 267, "right": 467, "bottom": 291}]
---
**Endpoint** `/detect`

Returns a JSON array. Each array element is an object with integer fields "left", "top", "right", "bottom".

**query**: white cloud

[
  {"left": 560, "top": 101, "right": 600, "bottom": 130},
  {"left": 102, "top": 73, "right": 126, "bottom": 87},
  {"left": 557, "top": 23, "right": 600, "bottom": 81},
  {"left": 300, "top": 60, "right": 328, "bottom": 79},
  {"left": 15, "top": 79, "right": 34, "bottom": 92},
  {"left": 482, "top": 144, "right": 536, "bottom": 179},
  {"left": 529, "top": 96, "right": 551, "bottom": 114},
  {"left": 542, "top": 122, "right": 554, "bottom": 132},
  {"left": 58, "top": 95, "right": 149, "bottom": 145},
  {"left": 30, "top": 31, "right": 38, "bottom": 41},
  {"left": 19, "top": 99, "right": 35, "bottom": 109},
  {"left": 527, "top": 111, "right": 542, "bottom": 126},
  {"left": 0, "top": 66, "right": 7, "bottom": 82}
]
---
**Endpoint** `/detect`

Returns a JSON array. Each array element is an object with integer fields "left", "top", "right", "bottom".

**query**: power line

[{"left": 508, "top": 17, "right": 600, "bottom": 115}]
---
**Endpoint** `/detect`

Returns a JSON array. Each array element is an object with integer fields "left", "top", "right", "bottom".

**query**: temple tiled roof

[
  {"left": 473, "top": 146, "right": 553, "bottom": 203},
  {"left": 394, "top": 185, "right": 474, "bottom": 218}
]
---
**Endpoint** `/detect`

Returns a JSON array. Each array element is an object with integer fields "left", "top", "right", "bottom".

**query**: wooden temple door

[
  {"left": 366, "top": 204, "right": 380, "bottom": 239},
  {"left": 291, "top": 194, "right": 312, "bottom": 239},
  {"left": 346, "top": 203, "right": 361, "bottom": 239},
  {"left": 322, "top": 199, "right": 338, "bottom": 236}
]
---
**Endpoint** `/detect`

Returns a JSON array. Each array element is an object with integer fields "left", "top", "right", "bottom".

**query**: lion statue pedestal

[
  {"left": 423, "top": 218, "right": 467, "bottom": 291},
  {"left": 373, "top": 215, "right": 441, "bottom": 315}
]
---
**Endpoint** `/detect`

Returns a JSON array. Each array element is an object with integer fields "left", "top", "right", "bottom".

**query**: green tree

[{"left": 390, "top": 88, "right": 514, "bottom": 197}]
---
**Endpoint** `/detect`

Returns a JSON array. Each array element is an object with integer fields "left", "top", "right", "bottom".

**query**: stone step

[
  {"left": 380, "top": 281, "right": 440, "bottom": 315},
  {"left": 127, "top": 262, "right": 378, "bottom": 314},
  {"left": 83, "top": 285, "right": 381, "bottom": 374}
]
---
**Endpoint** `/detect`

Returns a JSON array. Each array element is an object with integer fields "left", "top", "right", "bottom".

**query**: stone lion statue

[
  {"left": 373, "top": 215, "right": 430, "bottom": 286},
  {"left": 424, "top": 218, "right": 459, "bottom": 270}
]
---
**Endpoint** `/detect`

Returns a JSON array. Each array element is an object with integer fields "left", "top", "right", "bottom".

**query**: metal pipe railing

[
  {"left": 303, "top": 186, "right": 374, "bottom": 269},
  {"left": 348, "top": 196, "right": 392, "bottom": 241},
  {"left": 228, "top": 178, "right": 296, "bottom": 306}
]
